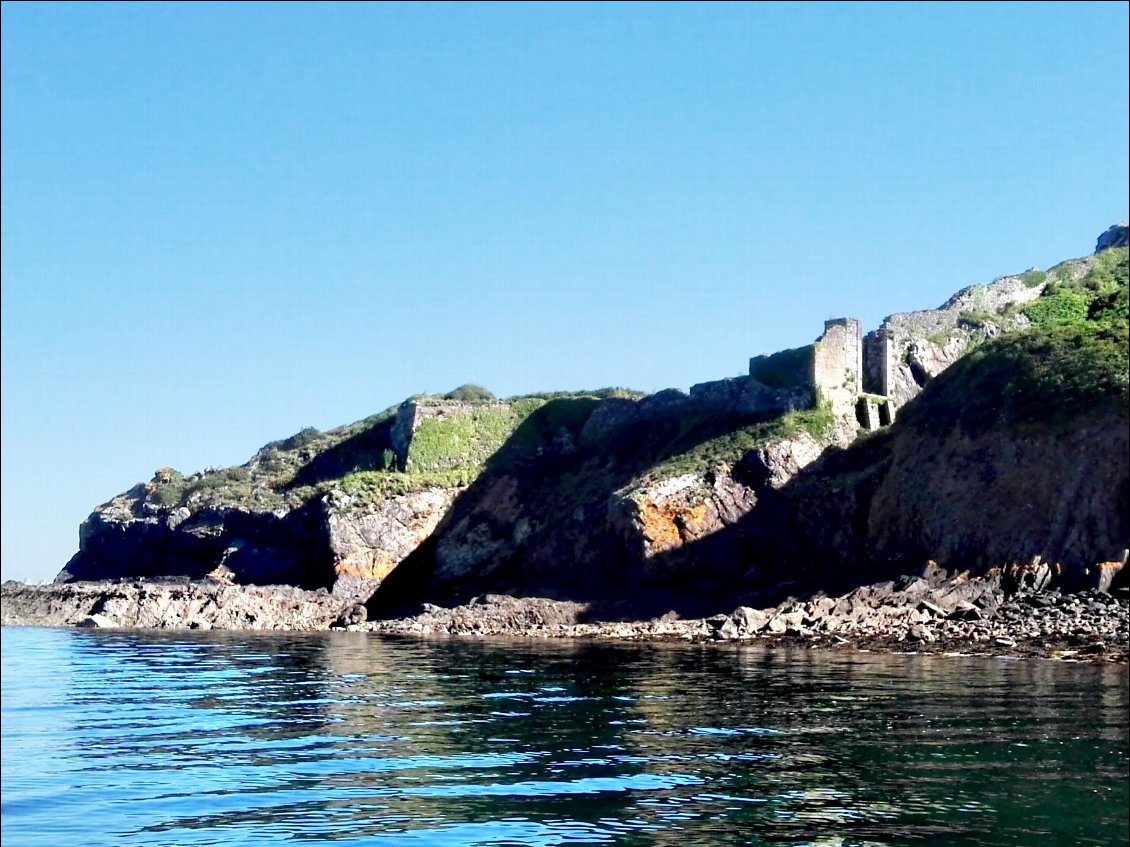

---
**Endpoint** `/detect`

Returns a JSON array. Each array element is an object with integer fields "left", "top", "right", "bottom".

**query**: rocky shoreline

[
  {"left": 4, "top": 570, "right": 1127, "bottom": 663},
  {"left": 0, "top": 579, "right": 345, "bottom": 632}
]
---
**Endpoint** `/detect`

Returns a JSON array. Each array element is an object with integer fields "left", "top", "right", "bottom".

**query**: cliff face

[
  {"left": 369, "top": 398, "right": 846, "bottom": 615},
  {"left": 56, "top": 236, "right": 1129, "bottom": 613},
  {"left": 867, "top": 413, "right": 1128, "bottom": 575},
  {"left": 760, "top": 407, "right": 1128, "bottom": 595}
]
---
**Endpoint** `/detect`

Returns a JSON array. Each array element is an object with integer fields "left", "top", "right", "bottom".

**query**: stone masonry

[{"left": 812, "top": 318, "right": 863, "bottom": 416}]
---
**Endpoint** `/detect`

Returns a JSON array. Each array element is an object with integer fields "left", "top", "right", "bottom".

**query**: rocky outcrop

[
  {"left": 56, "top": 475, "right": 464, "bottom": 602},
  {"left": 1097, "top": 223, "right": 1128, "bottom": 252},
  {"left": 865, "top": 413, "right": 1129, "bottom": 579},
  {"left": 750, "top": 403, "right": 1130, "bottom": 598},
  {"left": 865, "top": 271, "right": 1050, "bottom": 406},
  {"left": 361, "top": 572, "right": 1128, "bottom": 662},
  {"left": 326, "top": 488, "right": 457, "bottom": 597},
  {"left": 0, "top": 580, "right": 348, "bottom": 630},
  {"left": 374, "top": 413, "right": 853, "bottom": 618},
  {"left": 612, "top": 429, "right": 845, "bottom": 565},
  {"left": 6, "top": 572, "right": 1124, "bottom": 662},
  {"left": 58, "top": 496, "right": 337, "bottom": 589},
  {"left": 618, "top": 473, "right": 757, "bottom": 559}
]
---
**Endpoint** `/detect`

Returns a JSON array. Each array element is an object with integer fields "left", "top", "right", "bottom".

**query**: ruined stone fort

[{"left": 389, "top": 258, "right": 1080, "bottom": 457}]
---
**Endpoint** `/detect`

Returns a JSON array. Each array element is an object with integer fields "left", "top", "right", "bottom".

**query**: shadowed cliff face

[
  {"left": 368, "top": 246, "right": 1129, "bottom": 614},
  {"left": 366, "top": 398, "right": 845, "bottom": 617},
  {"left": 58, "top": 500, "right": 337, "bottom": 590},
  {"left": 365, "top": 382, "right": 1127, "bottom": 620},
  {"left": 752, "top": 408, "right": 1129, "bottom": 595}
]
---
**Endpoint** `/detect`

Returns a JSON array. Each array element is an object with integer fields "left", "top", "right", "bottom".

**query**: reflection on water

[{"left": 2, "top": 628, "right": 1127, "bottom": 846}]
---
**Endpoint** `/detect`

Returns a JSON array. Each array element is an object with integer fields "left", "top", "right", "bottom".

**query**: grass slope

[{"left": 903, "top": 247, "right": 1128, "bottom": 434}]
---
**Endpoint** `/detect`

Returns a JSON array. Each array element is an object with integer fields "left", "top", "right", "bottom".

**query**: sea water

[{"left": 2, "top": 626, "right": 1127, "bottom": 846}]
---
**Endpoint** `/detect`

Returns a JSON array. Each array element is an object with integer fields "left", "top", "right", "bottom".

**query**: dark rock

[
  {"left": 949, "top": 601, "right": 983, "bottom": 621},
  {"left": 335, "top": 604, "right": 368, "bottom": 627},
  {"left": 76, "top": 613, "right": 117, "bottom": 629},
  {"left": 1096, "top": 223, "right": 1128, "bottom": 252}
]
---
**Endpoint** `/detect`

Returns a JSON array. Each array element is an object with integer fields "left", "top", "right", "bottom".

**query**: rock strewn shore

[
  {"left": 0, "top": 579, "right": 345, "bottom": 631},
  {"left": 363, "top": 581, "right": 1129, "bottom": 663},
  {"left": 4, "top": 576, "right": 1127, "bottom": 663}
]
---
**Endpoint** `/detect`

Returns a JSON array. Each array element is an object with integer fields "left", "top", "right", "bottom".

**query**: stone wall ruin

[{"left": 390, "top": 399, "right": 511, "bottom": 470}]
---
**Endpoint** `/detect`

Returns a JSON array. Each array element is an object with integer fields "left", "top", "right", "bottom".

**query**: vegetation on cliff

[
  {"left": 132, "top": 388, "right": 647, "bottom": 516},
  {"left": 904, "top": 246, "right": 1128, "bottom": 434},
  {"left": 119, "top": 246, "right": 1128, "bottom": 537},
  {"left": 643, "top": 404, "right": 836, "bottom": 482}
]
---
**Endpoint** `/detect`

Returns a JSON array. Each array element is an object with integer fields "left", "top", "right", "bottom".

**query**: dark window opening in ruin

[
  {"left": 861, "top": 336, "right": 886, "bottom": 396},
  {"left": 855, "top": 398, "right": 872, "bottom": 429}
]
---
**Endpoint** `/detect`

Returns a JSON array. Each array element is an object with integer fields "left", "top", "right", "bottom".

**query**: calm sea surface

[{"left": 2, "top": 627, "right": 1127, "bottom": 847}]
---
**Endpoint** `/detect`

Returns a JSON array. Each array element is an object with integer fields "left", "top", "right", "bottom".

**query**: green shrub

[
  {"left": 1021, "top": 285, "right": 1090, "bottom": 328},
  {"left": 958, "top": 309, "right": 995, "bottom": 330},
  {"left": 1019, "top": 269, "right": 1047, "bottom": 288},
  {"left": 647, "top": 404, "right": 836, "bottom": 481},
  {"left": 905, "top": 250, "right": 1128, "bottom": 435},
  {"left": 443, "top": 384, "right": 496, "bottom": 403},
  {"left": 149, "top": 484, "right": 186, "bottom": 509},
  {"left": 278, "top": 427, "right": 321, "bottom": 451}
]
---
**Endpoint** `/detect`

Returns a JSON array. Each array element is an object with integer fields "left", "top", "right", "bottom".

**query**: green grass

[
  {"left": 336, "top": 469, "right": 478, "bottom": 506},
  {"left": 139, "top": 409, "right": 401, "bottom": 513},
  {"left": 133, "top": 387, "right": 631, "bottom": 514},
  {"left": 405, "top": 402, "right": 544, "bottom": 472},
  {"left": 1019, "top": 269, "right": 1047, "bottom": 288},
  {"left": 645, "top": 404, "right": 837, "bottom": 481},
  {"left": 1019, "top": 247, "right": 1127, "bottom": 332},
  {"left": 904, "top": 247, "right": 1128, "bottom": 434},
  {"left": 1020, "top": 285, "right": 1090, "bottom": 328}
]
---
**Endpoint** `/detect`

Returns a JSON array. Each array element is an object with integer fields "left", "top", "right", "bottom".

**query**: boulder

[
  {"left": 1096, "top": 223, "right": 1128, "bottom": 252},
  {"left": 76, "top": 613, "right": 118, "bottom": 628},
  {"left": 731, "top": 606, "right": 770, "bottom": 633}
]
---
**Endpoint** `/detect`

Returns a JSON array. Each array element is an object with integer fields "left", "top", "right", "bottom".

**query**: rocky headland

[{"left": 3, "top": 226, "right": 1127, "bottom": 662}]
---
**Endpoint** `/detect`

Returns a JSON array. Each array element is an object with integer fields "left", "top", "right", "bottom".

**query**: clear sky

[{"left": 2, "top": 2, "right": 1128, "bottom": 582}]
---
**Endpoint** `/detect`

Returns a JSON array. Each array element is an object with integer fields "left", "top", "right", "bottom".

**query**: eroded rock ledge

[
  {"left": 0, "top": 580, "right": 349, "bottom": 631},
  {"left": 5, "top": 570, "right": 1126, "bottom": 663}
]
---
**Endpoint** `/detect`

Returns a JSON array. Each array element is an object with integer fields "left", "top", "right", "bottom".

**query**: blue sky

[{"left": 2, "top": 2, "right": 1128, "bottom": 582}]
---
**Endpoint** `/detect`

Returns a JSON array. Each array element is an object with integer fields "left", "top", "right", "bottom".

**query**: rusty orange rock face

[
  {"left": 635, "top": 497, "right": 713, "bottom": 557},
  {"left": 333, "top": 555, "right": 400, "bottom": 584}
]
